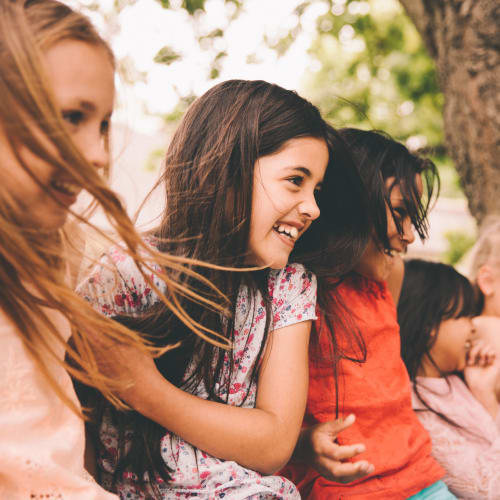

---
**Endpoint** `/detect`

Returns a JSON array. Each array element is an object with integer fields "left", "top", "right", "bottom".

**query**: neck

[
  {"left": 417, "top": 355, "right": 442, "bottom": 378},
  {"left": 482, "top": 301, "right": 500, "bottom": 317}
]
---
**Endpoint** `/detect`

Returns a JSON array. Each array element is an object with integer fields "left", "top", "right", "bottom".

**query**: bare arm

[{"left": 113, "top": 320, "right": 311, "bottom": 475}]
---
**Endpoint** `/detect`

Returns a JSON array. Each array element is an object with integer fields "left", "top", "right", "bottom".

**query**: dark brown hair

[
  {"left": 308, "top": 128, "right": 440, "bottom": 418},
  {"left": 101, "top": 80, "right": 372, "bottom": 494}
]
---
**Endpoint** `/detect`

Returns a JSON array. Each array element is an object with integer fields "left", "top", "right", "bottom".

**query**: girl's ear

[{"left": 477, "top": 265, "right": 495, "bottom": 296}]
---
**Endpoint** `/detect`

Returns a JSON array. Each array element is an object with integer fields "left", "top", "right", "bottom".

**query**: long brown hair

[
  {"left": 310, "top": 128, "right": 440, "bottom": 418},
  {"left": 0, "top": 0, "right": 229, "bottom": 415},
  {"left": 101, "top": 80, "right": 375, "bottom": 493}
]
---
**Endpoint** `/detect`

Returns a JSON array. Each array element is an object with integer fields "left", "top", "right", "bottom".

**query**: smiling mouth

[
  {"left": 273, "top": 223, "right": 299, "bottom": 242},
  {"left": 384, "top": 247, "right": 406, "bottom": 257},
  {"left": 50, "top": 179, "right": 81, "bottom": 197}
]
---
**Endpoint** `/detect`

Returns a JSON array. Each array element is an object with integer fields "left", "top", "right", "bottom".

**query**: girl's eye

[
  {"left": 100, "top": 119, "right": 110, "bottom": 137},
  {"left": 288, "top": 176, "right": 304, "bottom": 187},
  {"left": 394, "top": 208, "right": 407, "bottom": 221},
  {"left": 62, "top": 110, "right": 84, "bottom": 126}
]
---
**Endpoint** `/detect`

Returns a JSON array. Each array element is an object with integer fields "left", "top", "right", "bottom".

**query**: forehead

[
  {"left": 43, "top": 40, "right": 115, "bottom": 108},
  {"left": 385, "top": 173, "right": 423, "bottom": 202},
  {"left": 258, "top": 136, "right": 328, "bottom": 181}
]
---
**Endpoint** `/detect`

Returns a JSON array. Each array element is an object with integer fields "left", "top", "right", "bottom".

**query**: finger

[
  {"left": 477, "top": 345, "right": 495, "bottom": 366},
  {"left": 467, "top": 343, "right": 483, "bottom": 366},
  {"left": 324, "top": 459, "right": 375, "bottom": 483},
  {"left": 322, "top": 442, "right": 366, "bottom": 461},
  {"left": 321, "top": 414, "right": 357, "bottom": 437},
  {"left": 485, "top": 350, "right": 496, "bottom": 366}
]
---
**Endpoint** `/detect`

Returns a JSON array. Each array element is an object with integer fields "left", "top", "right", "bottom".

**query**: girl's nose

[
  {"left": 299, "top": 193, "right": 320, "bottom": 221},
  {"left": 84, "top": 133, "right": 109, "bottom": 170},
  {"left": 402, "top": 218, "right": 416, "bottom": 244}
]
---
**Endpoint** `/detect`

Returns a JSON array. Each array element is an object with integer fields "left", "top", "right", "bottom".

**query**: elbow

[{"left": 252, "top": 441, "right": 295, "bottom": 475}]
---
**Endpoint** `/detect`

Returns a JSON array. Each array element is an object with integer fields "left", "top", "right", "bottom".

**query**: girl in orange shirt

[{"left": 283, "top": 128, "right": 454, "bottom": 499}]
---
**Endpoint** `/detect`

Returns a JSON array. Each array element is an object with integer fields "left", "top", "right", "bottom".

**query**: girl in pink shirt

[{"left": 399, "top": 259, "right": 500, "bottom": 499}]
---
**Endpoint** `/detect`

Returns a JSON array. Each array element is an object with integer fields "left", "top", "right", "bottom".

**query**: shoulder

[
  {"left": 268, "top": 263, "right": 317, "bottom": 331},
  {"left": 268, "top": 263, "right": 316, "bottom": 296},
  {"left": 76, "top": 238, "right": 165, "bottom": 317}
]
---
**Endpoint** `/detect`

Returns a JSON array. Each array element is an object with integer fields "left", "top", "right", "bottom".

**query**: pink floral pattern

[{"left": 77, "top": 242, "right": 316, "bottom": 499}]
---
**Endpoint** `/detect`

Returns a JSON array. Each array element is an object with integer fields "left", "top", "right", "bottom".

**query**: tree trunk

[{"left": 399, "top": 0, "right": 500, "bottom": 226}]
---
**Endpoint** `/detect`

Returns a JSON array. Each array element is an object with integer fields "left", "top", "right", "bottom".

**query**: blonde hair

[
  {"left": 0, "top": 0, "right": 230, "bottom": 415},
  {"left": 469, "top": 215, "right": 500, "bottom": 282}
]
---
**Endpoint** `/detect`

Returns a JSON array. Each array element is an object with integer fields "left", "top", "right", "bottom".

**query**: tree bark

[{"left": 400, "top": 0, "right": 500, "bottom": 226}]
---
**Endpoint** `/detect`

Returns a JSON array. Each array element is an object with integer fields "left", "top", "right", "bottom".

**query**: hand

[
  {"left": 299, "top": 414, "right": 374, "bottom": 483},
  {"left": 464, "top": 339, "right": 499, "bottom": 417},
  {"left": 465, "top": 337, "right": 496, "bottom": 369},
  {"left": 472, "top": 316, "right": 500, "bottom": 401}
]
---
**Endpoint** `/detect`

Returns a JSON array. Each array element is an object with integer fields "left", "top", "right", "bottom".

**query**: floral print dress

[{"left": 77, "top": 241, "right": 317, "bottom": 499}]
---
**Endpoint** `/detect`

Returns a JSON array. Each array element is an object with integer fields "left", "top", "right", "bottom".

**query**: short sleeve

[
  {"left": 269, "top": 263, "right": 317, "bottom": 331},
  {"left": 76, "top": 244, "right": 165, "bottom": 318}
]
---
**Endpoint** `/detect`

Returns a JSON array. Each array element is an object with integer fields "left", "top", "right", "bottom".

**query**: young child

[
  {"left": 78, "top": 80, "right": 371, "bottom": 499},
  {"left": 0, "top": 2, "right": 222, "bottom": 498},
  {"left": 282, "top": 129, "right": 453, "bottom": 499},
  {"left": 469, "top": 216, "right": 500, "bottom": 317},
  {"left": 399, "top": 258, "right": 500, "bottom": 499}
]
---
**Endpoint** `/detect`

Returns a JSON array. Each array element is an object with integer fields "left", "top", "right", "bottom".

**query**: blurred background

[{"left": 69, "top": 0, "right": 498, "bottom": 272}]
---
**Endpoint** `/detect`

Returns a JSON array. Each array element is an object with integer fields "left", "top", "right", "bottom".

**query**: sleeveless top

[{"left": 282, "top": 274, "right": 444, "bottom": 499}]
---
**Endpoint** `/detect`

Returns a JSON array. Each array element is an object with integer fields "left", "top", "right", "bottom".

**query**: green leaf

[
  {"left": 209, "top": 67, "right": 220, "bottom": 79},
  {"left": 183, "top": 0, "right": 205, "bottom": 14},
  {"left": 154, "top": 46, "right": 182, "bottom": 65}
]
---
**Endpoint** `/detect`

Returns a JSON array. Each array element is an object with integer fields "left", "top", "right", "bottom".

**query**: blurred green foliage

[
  {"left": 301, "top": 0, "right": 444, "bottom": 152},
  {"left": 444, "top": 230, "right": 476, "bottom": 266},
  {"left": 149, "top": 0, "right": 459, "bottom": 197}
]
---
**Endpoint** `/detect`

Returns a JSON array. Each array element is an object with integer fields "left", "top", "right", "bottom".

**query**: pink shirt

[
  {"left": 413, "top": 375, "right": 500, "bottom": 499},
  {"left": 0, "top": 309, "right": 117, "bottom": 500}
]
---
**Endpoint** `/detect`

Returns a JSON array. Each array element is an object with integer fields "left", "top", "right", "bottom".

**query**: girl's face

[
  {"left": 0, "top": 40, "right": 114, "bottom": 230},
  {"left": 355, "top": 175, "right": 421, "bottom": 282},
  {"left": 249, "top": 136, "right": 328, "bottom": 269},
  {"left": 477, "top": 263, "right": 500, "bottom": 317},
  {"left": 424, "top": 315, "right": 474, "bottom": 375}
]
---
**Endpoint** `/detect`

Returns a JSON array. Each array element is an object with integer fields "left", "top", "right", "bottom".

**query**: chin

[
  {"left": 261, "top": 255, "right": 290, "bottom": 270},
  {"left": 37, "top": 211, "right": 69, "bottom": 231}
]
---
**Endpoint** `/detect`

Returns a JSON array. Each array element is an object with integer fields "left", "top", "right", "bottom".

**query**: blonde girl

[{"left": 0, "top": 1, "right": 225, "bottom": 498}]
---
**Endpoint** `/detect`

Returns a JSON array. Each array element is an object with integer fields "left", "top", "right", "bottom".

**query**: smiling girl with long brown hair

[{"left": 78, "top": 80, "right": 371, "bottom": 499}]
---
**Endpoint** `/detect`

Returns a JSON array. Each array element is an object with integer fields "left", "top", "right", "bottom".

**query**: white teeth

[
  {"left": 51, "top": 180, "right": 80, "bottom": 196},
  {"left": 273, "top": 223, "right": 299, "bottom": 240}
]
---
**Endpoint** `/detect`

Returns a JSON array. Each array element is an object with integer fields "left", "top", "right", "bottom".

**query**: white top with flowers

[{"left": 77, "top": 240, "right": 317, "bottom": 499}]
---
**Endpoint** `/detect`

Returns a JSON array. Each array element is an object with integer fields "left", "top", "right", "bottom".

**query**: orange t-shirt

[{"left": 282, "top": 275, "right": 443, "bottom": 499}]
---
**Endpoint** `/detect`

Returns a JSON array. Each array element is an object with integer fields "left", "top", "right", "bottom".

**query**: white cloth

[{"left": 0, "top": 307, "right": 117, "bottom": 500}]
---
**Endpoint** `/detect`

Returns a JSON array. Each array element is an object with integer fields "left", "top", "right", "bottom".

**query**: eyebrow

[
  {"left": 78, "top": 100, "right": 96, "bottom": 112},
  {"left": 63, "top": 100, "right": 113, "bottom": 118},
  {"left": 286, "top": 166, "right": 324, "bottom": 186},
  {"left": 286, "top": 166, "right": 312, "bottom": 177}
]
